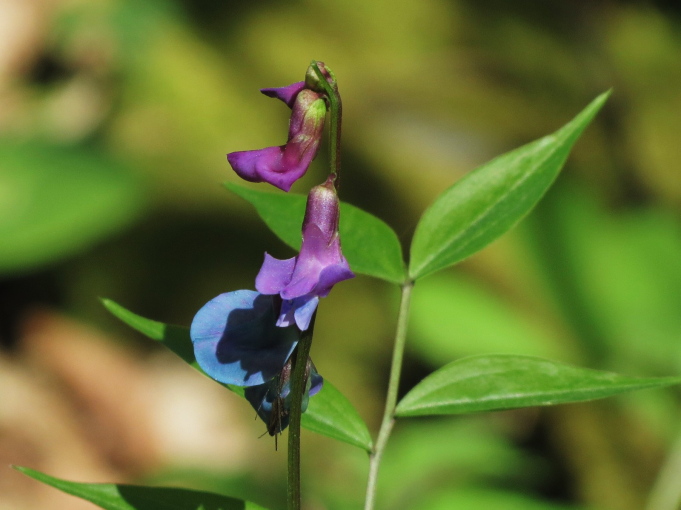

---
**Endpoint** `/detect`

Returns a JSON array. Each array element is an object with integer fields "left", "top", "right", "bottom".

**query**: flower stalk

[
  {"left": 309, "top": 61, "right": 342, "bottom": 188},
  {"left": 286, "top": 60, "right": 345, "bottom": 510},
  {"left": 364, "top": 280, "right": 414, "bottom": 510},
  {"left": 287, "top": 313, "right": 317, "bottom": 510}
]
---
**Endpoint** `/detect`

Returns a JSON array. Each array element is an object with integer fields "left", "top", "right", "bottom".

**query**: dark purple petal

[
  {"left": 260, "top": 81, "right": 306, "bottom": 108},
  {"left": 227, "top": 89, "right": 326, "bottom": 191},
  {"left": 278, "top": 228, "right": 353, "bottom": 300},
  {"left": 255, "top": 253, "right": 296, "bottom": 294},
  {"left": 314, "top": 261, "right": 355, "bottom": 298},
  {"left": 254, "top": 177, "right": 354, "bottom": 329}
]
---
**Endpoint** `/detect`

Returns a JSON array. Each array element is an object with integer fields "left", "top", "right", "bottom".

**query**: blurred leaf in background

[{"left": 0, "top": 142, "right": 144, "bottom": 275}]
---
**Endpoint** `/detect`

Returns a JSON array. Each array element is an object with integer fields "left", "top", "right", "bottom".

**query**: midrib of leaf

[
  {"left": 413, "top": 133, "right": 563, "bottom": 278},
  {"left": 402, "top": 372, "right": 678, "bottom": 413}
]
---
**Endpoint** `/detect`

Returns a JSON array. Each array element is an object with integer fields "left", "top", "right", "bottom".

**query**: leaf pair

[{"left": 232, "top": 91, "right": 611, "bottom": 284}]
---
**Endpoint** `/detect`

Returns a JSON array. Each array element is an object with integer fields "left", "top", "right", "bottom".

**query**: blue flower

[{"left": 190, "top": 289, "right": 322, "bottom": 433}]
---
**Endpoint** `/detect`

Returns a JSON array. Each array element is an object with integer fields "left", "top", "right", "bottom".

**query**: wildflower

[
  {"left": 190, "top": 290, "right": 299, "bottom": 386},
  {"left": 255, "top": 176, "right": 354, "bottom": 330},
  {"left": 227, "top": 83, "right": 327, "bottom": 191},
  {"left": 190, "top": 289, "right": 323, "bottom": 433}
]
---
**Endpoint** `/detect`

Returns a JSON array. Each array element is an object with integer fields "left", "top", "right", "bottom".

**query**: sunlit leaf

[
  {"left": 396, "top": 354, "right": 681, "bottom": 417},
  {"left": 16, "top": 466, "right": 266, "bottom": 510},
  {"left": 408, "top": 92, "right": 610, "bottom": 280},
  {"left": 227, "top": 183, "right": 405, "bottom": 283},
  {"left": 303, "top": 381, "right": 373, "bottom": 452},
  {"left": 102, "top": 298, "right": 372, "bottom": 450}
]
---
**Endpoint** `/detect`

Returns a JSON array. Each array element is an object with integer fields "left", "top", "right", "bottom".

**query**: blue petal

[
  {"left": 190, "top": 290, "right": 299, "bottom": 386},
  {"left": 276, "top": 295, "right": 319, "bottom": 331}
]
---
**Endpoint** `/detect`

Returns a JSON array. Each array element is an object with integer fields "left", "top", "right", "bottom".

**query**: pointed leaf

[
  {"left": 102, "top": 298, "right": 372, "bottom": 450},
  {"left": 227, "top": 183, "right": 406, "bottom": 283},
  {"left": 409, "top": 92, "right": 610, "bottom": 280},
  {"left": 396, "top": 354, "right": 681, "bottom": 417},
  {"left": 303, "top": 380, "right": 373, "bottom": 452},
  {"left": 15, "top": 466, "right": 266, "bottom": 510}
]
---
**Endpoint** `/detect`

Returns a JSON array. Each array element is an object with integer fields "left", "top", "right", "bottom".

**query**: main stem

[
  {"left": 645, "top": 427, "right": 681, "bottom": 510},
  {"left": 364, "top": 280, "right": 414, "bottom": 510},
  {"left": 287, "top": 314, "right": 316, "bottom": 510},
  {"left": 287, "top": 62, "right": 342, "bottom": 510}
]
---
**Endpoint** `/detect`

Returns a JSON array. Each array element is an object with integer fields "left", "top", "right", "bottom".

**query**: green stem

[
  {"left": 364, "top": 280, "right": 414, "bottom": 510},
  {"left": 646, "top": 427, "right": 681, "bottom": 510},
  {"left": 310, "top": 62, "right": 342, "bottom": 188},
  {"left": 287, "top": 314, "right": 316, "bottom": 510}
]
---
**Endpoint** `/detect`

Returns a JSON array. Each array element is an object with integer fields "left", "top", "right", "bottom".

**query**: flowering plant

[{"left": 21, "top": 61, "right": 681, "bottom": 510}]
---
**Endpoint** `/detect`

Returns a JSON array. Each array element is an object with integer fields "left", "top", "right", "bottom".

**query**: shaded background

[{"left": 1, "top": 0, "right": 681, "bottom": 509}]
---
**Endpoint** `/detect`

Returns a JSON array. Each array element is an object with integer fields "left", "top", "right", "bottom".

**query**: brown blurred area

[{"left": 1, "top": 307, "right": 260, "bottom": 509}]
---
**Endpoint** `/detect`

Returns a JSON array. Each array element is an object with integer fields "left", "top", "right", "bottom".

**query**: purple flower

[
  {"left": 255, "top": 177, "right": 355, "bottom": 330},
  {"left": 190, "top": 289, "right": 323, "bottom": 433},
  {"left": 227, "top": 84, "right": 327, "bottom": 192}
]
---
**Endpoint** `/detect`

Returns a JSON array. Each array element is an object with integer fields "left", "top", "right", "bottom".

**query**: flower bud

[
  {"left": 227, "top": 82, "right": 327, "bottom": 191},
  {"left": 255, "top": 176, "right": 354, "bottom": 330},
  {"left": 305, "top": 61, "right": 336, "bottom": 93}
]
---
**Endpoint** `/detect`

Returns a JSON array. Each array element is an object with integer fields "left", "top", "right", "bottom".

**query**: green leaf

[
  {"left": 408, "top": 91, "right": 610, "bottom": 280},
  {"left": 395, "top": 354, "right": 681, "bottom": 417},
  {"left": 15, "top": 466, "right": 266, "bottom": 510},
  {"left": 102, "top": 298, "right": 372, "bottom": 451},
  {"left": 0, "top": 142, "right": 143, "bottom": 275},
  {"left": 226, "top": 182, "right": 405, "bottom": 283},
  {"left": 303, "top": 381, "right": 373, "bottom": 452}
]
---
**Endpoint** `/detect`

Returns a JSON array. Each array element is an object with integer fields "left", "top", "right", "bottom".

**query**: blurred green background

[{"left": 1, "top": 1, "right": 681, "bottom": 509}]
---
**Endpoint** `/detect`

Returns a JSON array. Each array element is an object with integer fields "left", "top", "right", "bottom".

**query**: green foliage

[
  {"left": 302, "top": 382, "right": 373, "bottom": 452},
  {"left": 101, "top": 298, "right": 372, "bottom": 451},
  {"left": 377, "top": 420, "right": 526, "bottom": 509},
  {"left": 15, "top": 466, "right": 266, "bottom": 510},
  {"left": 409, "top": 272, "right": 572, "bottom": 362},
  {"left": 227, "top": 183, "right": 406, "bottom": 283},
  {"left": 396, "top": 354, "right": 681, "bottom": 417},
  {"left": 413, "top": 487, "right": 588, "bottom": 510},
  {"left": 408, "top": 92, "right": 610, "bottom": 281},
  {"left": 0, "top": 142, "right": 143, "bottom": 275}
]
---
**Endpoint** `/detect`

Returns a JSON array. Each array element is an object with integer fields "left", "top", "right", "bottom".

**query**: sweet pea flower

[
  {"left": 190, "top": 289, "right": 323, "bottom": 433},
  {"left": 227, "top": 83, "right": 327, "bottom": 192},
  {"left": 191, "top": 290, "right": 299, "bottom": 387},
  {"left": 255, "top": 177, "right": 355, "bottom": 330}
]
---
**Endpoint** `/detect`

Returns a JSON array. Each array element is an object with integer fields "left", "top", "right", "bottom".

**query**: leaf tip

[{"left": 12, "top": 465, "right": 33, "bottom": 477}]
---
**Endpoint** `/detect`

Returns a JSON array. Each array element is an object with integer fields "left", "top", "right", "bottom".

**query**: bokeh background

[{"left": 2, "top": 1, "right": 681, "bottom": 509}]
